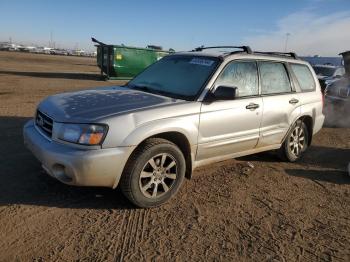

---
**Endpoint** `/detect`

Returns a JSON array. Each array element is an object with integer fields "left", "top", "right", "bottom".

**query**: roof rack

[
  {"left": 254, "top": 51, "right": 299, "bottom": 59},
  {"left": 193, "top": 45, "right": 252, "bottom": 54}
]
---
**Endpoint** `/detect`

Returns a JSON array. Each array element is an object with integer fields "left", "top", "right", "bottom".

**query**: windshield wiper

[
  {"left": 128, "top": 83, "right": 188, "bottom": 100},
  {"left": 129, "top": 84, "right": 168, "bottom": 97},
  {"left": 128, "top": 84, "right": 152, "bottom": 92}
]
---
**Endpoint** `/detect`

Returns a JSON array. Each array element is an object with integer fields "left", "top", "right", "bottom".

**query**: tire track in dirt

[
  {"left": 117, "top": 209, "right": 135, "bottom": 261},
  {"left": 140, "top": 208, "right": 149, "bottom": 241},
  {"left": 110, "top": 209, "right": 128, "bottom": 259},
  {"left": 110, "top": 207, "right": 149, "bottom": 261},
  {"left": 113, "top": 209, "right": 132, "bottom": 261}
]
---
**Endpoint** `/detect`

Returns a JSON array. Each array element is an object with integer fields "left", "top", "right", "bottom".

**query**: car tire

[
  {"left": 120, "top": 138, "right": 186, "bottom": 208},
  {"left": 278, "top": 120, "right": 309, "bottom": 162}
]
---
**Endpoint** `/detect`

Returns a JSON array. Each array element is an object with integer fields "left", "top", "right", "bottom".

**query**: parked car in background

[
  {"left": 0, "top": 42, "right": 19, "bottom": 51},
  {"left": 325, "top": 51, "right": 350, "bottom": 102},
  {"left": 24, "top": 46, "right": 324, "bottom": 208},
  {"left": 325, "top": 77, "right": 350, "bottom": 101},
  {"left": 324, "top": 51, "right": 350, "bottom": 127},
  {"left": 50, "top": 49, "right": 69, "bottom": 55},
  {"left": 312, "top": 64, "right": 345, "bottom": 92}
]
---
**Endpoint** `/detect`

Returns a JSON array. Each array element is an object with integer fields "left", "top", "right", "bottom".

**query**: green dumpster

[{"left": 92, "top": 38, "right": 174, "bottom": 80}]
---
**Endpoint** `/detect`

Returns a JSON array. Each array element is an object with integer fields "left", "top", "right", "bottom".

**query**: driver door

[{"left": 197, "top": 60, "right": 263, "bottom": 161}]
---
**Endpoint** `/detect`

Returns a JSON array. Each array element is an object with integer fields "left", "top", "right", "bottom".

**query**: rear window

[{"left": 291, "top": 64, "right": 316, "bottom": 91}]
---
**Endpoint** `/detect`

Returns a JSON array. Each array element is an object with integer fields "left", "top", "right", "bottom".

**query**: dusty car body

[
  {"left": 325, "top": 77, "right": 350, "bottom": 102},
  {"left": 24, "top": 46, "right": 325, "bottom": 207},
  {"left": 325, "top": 51, "right": 350, "bottom": 101},
  {"left": 313, "top": 64, "right": 345, "bottom": 92}
]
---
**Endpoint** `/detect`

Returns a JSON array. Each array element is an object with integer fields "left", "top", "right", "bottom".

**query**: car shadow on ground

[
  {"left": 0, "top": 70, "right": 103, "bottom": 81},
  {"left": 284, "top": 169, "right": 349, "bottom": 185},
  {"left": 238, "top": 144, "right": 350, "bottom": 184},
  {"left": 240, "top": 144, "right": 349, "bottom": 168},
  {"left": 0, "top": 116, "right": 134, "bottom": 210}
]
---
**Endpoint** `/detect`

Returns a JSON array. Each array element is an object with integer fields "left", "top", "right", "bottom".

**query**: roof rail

[
  {"left": 254, "top": 51, "right": 299, "bottom": 59},
  {"left": 193, "top": 45, "right": 252, "bottom": 54}
]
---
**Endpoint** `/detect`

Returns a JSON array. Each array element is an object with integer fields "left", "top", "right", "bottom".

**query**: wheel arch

[
  {"left": 282, "top": 114, "right": 314, "bottom": 146},
  {"left": 299, "top": 115, "right": 314, "bottom": 146},
  {"left": 148, "top": 132, "right": 193, "bottom": 180},
  {"left": 123, "top": 131, "right": 194, "bottom": 181}
]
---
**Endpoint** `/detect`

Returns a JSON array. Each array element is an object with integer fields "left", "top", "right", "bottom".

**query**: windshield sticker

[{"left": 190, "top": 58, "right": 214, "bottom": 66}]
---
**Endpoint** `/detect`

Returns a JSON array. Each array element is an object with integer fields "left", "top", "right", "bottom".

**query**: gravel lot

[{"left": 0, "top": 51, "right": 349, "bottom": 261}]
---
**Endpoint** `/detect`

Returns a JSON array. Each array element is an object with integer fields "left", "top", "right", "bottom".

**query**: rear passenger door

[{"left": 256, "top": 61, "right": 301, "bottom": 148}]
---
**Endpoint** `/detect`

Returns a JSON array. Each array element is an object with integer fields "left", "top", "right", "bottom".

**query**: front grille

[{"left": 35, "top": 110, "right": 53, "bottom": 137}]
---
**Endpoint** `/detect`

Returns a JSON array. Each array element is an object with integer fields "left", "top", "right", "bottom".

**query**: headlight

[{"left": 55, "top": 123, "right": 108, "bottom": 145}]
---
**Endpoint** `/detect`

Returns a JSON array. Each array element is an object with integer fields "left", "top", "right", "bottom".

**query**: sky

[{"left": 1, "top": 0, "right": 350, "bottom": 56}]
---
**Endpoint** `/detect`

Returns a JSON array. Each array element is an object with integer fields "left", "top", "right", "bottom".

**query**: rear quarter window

[{"left": 291, "top": 64, "right": 316, "bottom": 91}]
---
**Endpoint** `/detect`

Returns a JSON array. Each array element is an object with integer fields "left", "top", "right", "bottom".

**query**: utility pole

[
  {"left": 50, "top": 30, "right": 53, "bottom": 48},
  {"left": 284, "top": 33, "right": 290, "bottom": 52}
]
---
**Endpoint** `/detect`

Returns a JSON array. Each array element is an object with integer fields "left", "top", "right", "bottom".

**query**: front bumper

[{"left": 23, "top": 120, "right": 134, "bottom": 188}]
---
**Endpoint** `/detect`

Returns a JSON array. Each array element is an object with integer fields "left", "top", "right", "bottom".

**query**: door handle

[
  {"left": 246, "top": 103, "right": 260, "bottom": 110},
  {"left": 289, "top": 98, "right": 299, "bottom": 104}
]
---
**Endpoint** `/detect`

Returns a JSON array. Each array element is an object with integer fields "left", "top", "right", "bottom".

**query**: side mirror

[{"left": 209, "top": 86, "right": 238, "bottom": 101}]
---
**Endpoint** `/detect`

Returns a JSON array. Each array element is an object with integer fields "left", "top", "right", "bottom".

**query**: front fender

[{"left": 120, "top": 115, "right": 200, "bottom": 147}]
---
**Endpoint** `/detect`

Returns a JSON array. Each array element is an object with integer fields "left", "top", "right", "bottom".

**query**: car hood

[{"left": 38, "top": 86, "right": 186, "bottom": 122}]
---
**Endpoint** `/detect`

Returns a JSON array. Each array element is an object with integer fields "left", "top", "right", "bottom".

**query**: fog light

[{"left": 52, "top": 164, "right": 72, "bottom": 183}]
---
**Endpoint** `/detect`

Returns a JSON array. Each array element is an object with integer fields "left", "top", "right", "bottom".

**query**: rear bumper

[{"left": 23, "top": 120, "right": 134, "bottom": 188}]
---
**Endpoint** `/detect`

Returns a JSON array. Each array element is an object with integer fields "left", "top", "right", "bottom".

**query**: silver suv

[{"left": 24, "top": 46, "right": 325, "bottom": 207}]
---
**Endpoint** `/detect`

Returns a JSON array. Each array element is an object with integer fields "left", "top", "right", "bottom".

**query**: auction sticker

[{"left": 190, "top": 58, "right": 214, "bottom": 66}]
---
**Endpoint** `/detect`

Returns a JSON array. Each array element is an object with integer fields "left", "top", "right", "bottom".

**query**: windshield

[
  {"left": 313, "top": 66, "right": 336, "bottom": 77},
  {"left": 127, "top": 55, "right": 220, "bottom": 100}
]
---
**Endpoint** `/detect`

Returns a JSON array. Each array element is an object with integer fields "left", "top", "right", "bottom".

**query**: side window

[
  {"left": 259, "top": 62, "right": 292, "bottom": 94},
  {"left": 215, "top": 61, "right": 258, "bottom": 97},
  {"left": 290, "top": 64, "right": 316, "bottom": 91}
]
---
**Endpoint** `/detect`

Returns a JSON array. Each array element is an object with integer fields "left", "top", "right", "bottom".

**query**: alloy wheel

[
  {"left": 139, "top": 153, "right": 177, "bottom": 199},
  {"left": 289, "top": 125, "right": 305, "bottom": 157}
]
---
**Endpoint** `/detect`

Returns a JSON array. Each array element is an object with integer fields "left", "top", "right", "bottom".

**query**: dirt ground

[{"left": 0, "top": 51, "right": 349, "bottom": 261}]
